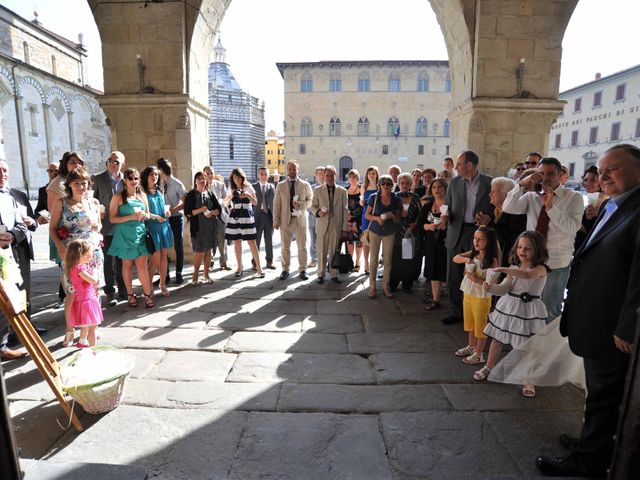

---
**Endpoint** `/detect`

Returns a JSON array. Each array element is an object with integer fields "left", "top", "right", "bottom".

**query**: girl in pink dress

[{"left": 65, "top": 239, "right": 103, "bottom": 348}]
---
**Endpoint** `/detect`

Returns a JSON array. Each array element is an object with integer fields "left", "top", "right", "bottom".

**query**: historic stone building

[
  {"left": 0, "top": 5, "right": 111, "bottom": 195},
  {"left": 277, "top": 61, "right": 451, "bottom": 179},
  {"left": 208, "top": 39, "right": 265, "bottom": 181},
  {"left": 264, "top": 129, "right": 285, "bottom": 176},
  {"left": 548, "top": 64, "right": 640, "bottom": 179}
]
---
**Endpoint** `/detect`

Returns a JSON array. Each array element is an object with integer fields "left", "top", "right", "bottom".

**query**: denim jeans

[
  {"left": 541, "top": 265, "right": 570, "bottom": 324},
  {"left": 168, "top": 215, "right": 184, "bottom": 276}
]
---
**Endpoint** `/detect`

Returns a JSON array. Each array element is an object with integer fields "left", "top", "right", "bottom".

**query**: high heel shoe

[
  {"left": 127, "top": 293, "right": 138, "bottom": 307},
  {"left": 63, "top": 330, "right": 75, "bottom": 347},
  {"left": 383, "top": 288, "right": 395, "bottom": 299},
  {"left": 235, "top": 270, "right": 243, "bottom": 277},
  {"left": 368, "top": 289, "right": 376, "bottom": 299},
  {"left": 144, "top": 293, "right": 154, "bottom": 308}
]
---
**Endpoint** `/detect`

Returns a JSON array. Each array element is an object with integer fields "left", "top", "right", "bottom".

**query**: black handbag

[
  {"left": 331, "top": 240, "right": 354, "bottom": 274},
  {"left": 145, "top": 230, "right": 156, "bottom": 255}
]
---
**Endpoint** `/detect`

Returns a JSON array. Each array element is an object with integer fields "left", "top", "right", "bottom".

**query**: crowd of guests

[{"left": 0, "top": 143, "right": 639, "bottom": 479}]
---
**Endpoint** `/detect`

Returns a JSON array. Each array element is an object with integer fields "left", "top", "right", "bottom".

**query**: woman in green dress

[{"left": 108, "top": 168, "right": 154, "bottom": 308}]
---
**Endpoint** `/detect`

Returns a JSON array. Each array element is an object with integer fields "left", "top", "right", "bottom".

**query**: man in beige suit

[
  {"left": 311, "top": 166, "right": 349, "bottom": 284},
  {"left": 273, "top": 160, "right": 313, "bottom": 280}
]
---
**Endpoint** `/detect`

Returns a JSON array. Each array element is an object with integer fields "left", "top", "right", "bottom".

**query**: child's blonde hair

[{"left": 64, "top": 239, "right": 92, "bottom": 277}]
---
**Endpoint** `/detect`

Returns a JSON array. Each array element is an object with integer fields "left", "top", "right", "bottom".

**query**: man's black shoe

[
  {"left": 175, "top": 274, "right": 184, "bottom": 285},
  {"left": 441, "top": 315, "right": 462, "bottom": 325},
  {"left": 331, "top": 277, "right": 342, "bottom": 284},
  {"left": 535, "top": 456, "right": 605, "bottom": 478},
  {"left": 106, "top": 293, "right": 118, "bottom": 307},
  {"left": 33, "top": 325, "right": 48, "bottom": 335},
  {"left": 279, "top": 271, "right": 289, "bottom": 280},
  {"left": 266, "top": 263, "right": 276, "bottom": 270},
  {"left": 299, "top": 271, "right": 308, "bottom": 280},
  {"left": 316, "top": 277, "right": 324, "bottom": 284},
  {"left": 118, "top": 291, "right": 128, "bottom": 301},
  {"left": 559, "top": 434, "right": 581, "bottom": 451},
  {"left": 7, "top": 332, "right": 19, "bottom": 347}
]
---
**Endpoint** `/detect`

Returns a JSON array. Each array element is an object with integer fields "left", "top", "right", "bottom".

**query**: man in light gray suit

[
  {"left": 307, "top": 166, "right": 325, "bottom": 268},
  {"left": 440, "top": 150, "right": 494, "bottom": 325},
  {"left": 253, "top": 167, "right": 276, "bottom": 269},
  {"left": 92, "top": 151, "right": 126, "bottom": 306}
]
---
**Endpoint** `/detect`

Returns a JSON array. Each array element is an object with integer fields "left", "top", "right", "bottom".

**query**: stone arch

[
  {"left": 71, "top": 94, "right": 95, "bottom": 118},
  {"left": 0, "top": 65, "right": 15, "bottom": 92},
  {"left": 17, "top": 76, "right": 45, "bottom": 103},
  {"left": 45, "top": 86, "right": 70, "bottom": 111}
]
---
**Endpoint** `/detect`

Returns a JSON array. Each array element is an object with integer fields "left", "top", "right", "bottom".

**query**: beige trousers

[
  {"left": 368, "top": 231, "right": 394, "bottom": 290},
  {"left": 317, "top": 224, "right": 340, "bottom": 278},
  {"left": 280, "top": 216, "right": 308, "bottom": 272}
]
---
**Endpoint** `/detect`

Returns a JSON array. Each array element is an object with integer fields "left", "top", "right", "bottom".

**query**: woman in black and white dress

[{"left": 224, "top": 168, "right": 264, "bottom": 278}]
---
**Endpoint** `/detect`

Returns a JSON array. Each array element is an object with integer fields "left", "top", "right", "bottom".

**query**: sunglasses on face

[
  {"left": 525, "top": 162, "right": 538, "bottom": 166},
  {"left": 127, "top": 177, "right": 139, "bottom": 181},
  {"left": 46, "top": 169, "right": 57, "bottom": 173},
  {"left": 108, "top": 158, "right": 120, "bottom": 165},
  {"left": 516, "top": 167, "right": 525, "bottom": 171},
  {"left": 379, "top": 181, "right": 393, "bottom": 187}
]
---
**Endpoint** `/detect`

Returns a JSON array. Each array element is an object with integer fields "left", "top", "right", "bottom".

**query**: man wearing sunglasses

[
  {"left": 34, "top": 163, "right": 58, "bottom": 225},
  {"left": 92, "top": 151, "right": 127, "bottom": 306},
  {"left": 524, "top": 151, "right": 542, "bottom": 169}
]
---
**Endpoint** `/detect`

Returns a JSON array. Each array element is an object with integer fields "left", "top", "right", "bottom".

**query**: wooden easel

[{"left": 0, "top": 282, "right": 83, "bottom": 432}]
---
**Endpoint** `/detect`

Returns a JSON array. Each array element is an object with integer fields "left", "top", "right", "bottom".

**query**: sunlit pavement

[{"left": 4, "top": 224, "right": 585, "bottom": 479}]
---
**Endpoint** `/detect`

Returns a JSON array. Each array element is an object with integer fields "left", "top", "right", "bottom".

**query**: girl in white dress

[{"left": 473, "top": 231, "right": 549, "bottom": 398}]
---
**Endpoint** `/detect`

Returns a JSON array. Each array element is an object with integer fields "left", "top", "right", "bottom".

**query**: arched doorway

[{"left": 338, "top": 155, "right": 352, "bottom": 181}]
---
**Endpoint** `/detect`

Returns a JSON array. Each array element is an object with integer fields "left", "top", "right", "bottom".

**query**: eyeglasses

[
  {"left": 516, "top": 167, "right": 525, "bottom": 171},
  {"left": 46, "top": 169, "right": 57, "bottom": 173},
  {"left": 127, "top": 177, "right": 140, "bottom": 181},
  {"left": 379, "top": 181, "right": 393, "bottom": 187},
  {"left": 108, "top": 158, "right": 120, "bottom": 165},
  {"left": 525, "top": 161, "right": 539, "bottom": 167}
]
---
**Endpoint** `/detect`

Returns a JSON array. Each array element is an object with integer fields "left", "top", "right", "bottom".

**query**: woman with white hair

[{"left": 475, "top": 177, "right": 527, "bottom": 266}]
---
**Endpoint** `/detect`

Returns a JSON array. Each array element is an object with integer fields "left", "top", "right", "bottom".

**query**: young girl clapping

[
  {"left": 453, "top": 226, "right": 500, "bottom": 365},
  {"left": 65, "top": 239, "right": 103, "bottom": 348},
  {"left": 473, "top": 231, "right": 549, "bottom": 398}
]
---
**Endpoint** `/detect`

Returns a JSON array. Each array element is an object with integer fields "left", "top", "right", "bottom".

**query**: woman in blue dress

[
  {"left": 141, "top": 166, "right": 173, "bottom": 297},
  {"left": 108, "top": 168, "right": 154, "bottom": 308},
  {"left": 360, "top": 166, "right": 379, "bottom": 276}
]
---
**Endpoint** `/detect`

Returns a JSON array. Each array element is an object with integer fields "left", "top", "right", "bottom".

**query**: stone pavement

[{"left": 4, "top": 225, "right": 587, "bottom": 479}]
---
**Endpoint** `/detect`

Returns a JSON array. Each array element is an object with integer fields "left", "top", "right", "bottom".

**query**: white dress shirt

[{"left": 502, "top": 184, "right": 584, "bottom": 269}]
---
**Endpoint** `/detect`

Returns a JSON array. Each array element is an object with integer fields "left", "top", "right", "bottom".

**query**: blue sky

[{"left": 4, "top": 0, "right": 638, "bottom": 132}]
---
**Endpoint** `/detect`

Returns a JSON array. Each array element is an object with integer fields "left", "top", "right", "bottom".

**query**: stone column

[
  {"left": 13, "top": 95, "right": 30, "bottom": 190},
  {"left": 42, "top": 103, "right": 53, "bottom": 162},
  {"left": 67, "top": 110, "right": 75, "bottom": 151},
  {"left": 450, "top": 97, "right": 564, "bottom": 176}
]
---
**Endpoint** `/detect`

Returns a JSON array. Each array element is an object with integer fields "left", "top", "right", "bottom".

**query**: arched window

[
  {"left": 329, "top": 117, "right": 341, "bottom": 136},
  {"left": 23, "top": 42, "right": 30, "bottom": 64},
  {"left": 329, "top": 73, "right": 342, "bottom": 92},
  {"left": 358, "top": 72, "right": 370, "bottom": 92},
  {"left": 388, "top": 73, "right": 401, "bottom": 92},
  {"left": 444, "top": 73, "right": 451, "bottom": 92},
  {"left": 229, "top": 136, "right": 235, "bottom": 160},
  {"left": 300, "top": 117, "right": 313, "bottom": 137},
  {"left": 416, "top": 117, "right": 428, "bottom": 137},
  {"left": 300, "top": 73, "right": 313, "bottom": 92},
  {"left": 417, "top": 73, "right": 429, "bottom": 92},
  {"left": 443, "top": 119, "right": 450, "bottom": 137},
  {"left": 357, "top": 117, "right": 369, "bottom": 136},
  {"left": 387, "top": 117, "right": 400, "bottom": 136}
]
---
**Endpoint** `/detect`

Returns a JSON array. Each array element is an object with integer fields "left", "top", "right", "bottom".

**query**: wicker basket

[{"left": 61, "top": 346, "right": 134, "bottom": 415}]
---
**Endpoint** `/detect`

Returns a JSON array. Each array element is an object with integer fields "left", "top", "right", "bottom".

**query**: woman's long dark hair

[
  {"left": 230, "top": 167, "right": 249, "bottom": 190},
  {"left": 119, "top": 168, "right": 143, "bottom": 205},
  {"left": 141, "top": 166, "right": 162, "bottom": 195},
  {"left": 470, "top": 225, "right": 501, "bottom": 269},
  {"left": 59, "top": 152, "right": 84, "bottom": 177}
]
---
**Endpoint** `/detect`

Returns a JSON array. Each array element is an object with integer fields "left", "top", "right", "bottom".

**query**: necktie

[
  {"left": 290, "top": 181, "right": 295, "bottom": 213},
  {"left": 328, "top": 187, "right": 334, "bottom": 214},
  {"left": 262, "top": 185, "right": 267, "bottom": 212},
  {"left": 535, "top": 206, "right": 550, "bottom": 239},
  {"left": 585, "top": 200, "right": 617, "bottom": 248}
]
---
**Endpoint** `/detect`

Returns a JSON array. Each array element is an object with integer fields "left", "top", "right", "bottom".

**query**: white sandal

[
  {"left": 473, "top": 366, "right": 492, "bottom": 381},
  {"left": 462, "top": 351, "right": 485, "bottom": 365},
  {"left": 454, "top": 345, "right": 475, "bottom": 357}
]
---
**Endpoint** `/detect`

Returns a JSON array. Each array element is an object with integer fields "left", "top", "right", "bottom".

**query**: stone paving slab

[
  {"left": 442, "top": 383, "right": 586, "bottom": 411},
  {"left": 123, "top": 349, "right": 166, "bottom": 378},
  {"left": 484, "top": 411, "right": 586, "bottom": 477},
  {"left": 206, "top": 312, "right": 303, "bottom": 331},
  {"left": 279, "top": 288, "right": 342, "bottom": 300},
  {"left": 364, "top": 313, "right": 451, "bottom": 333},
  {"left": 95, "top": 326, "right": 146, "bottom": 348},
  {"left": 228, "top": 412, "right": 393, "bottom": 480},
  {"left": 126, "top": 327, "right": 231, "bottom": 351},
  {"left": 109, "top": 309, "right": 211, "bottom": 329},
  {"left": 347, "top": 331, "right": 459, "bottom": 353},
  {"left": 166, "top": 382, "right": 280, "bottom": 411},
  {"left": 10, "top": 400, "right": 74, "bottom": 459},
  {"left": 21, "top": 459, "right": 149, "bottom": 480},
  {"left": 300, "top": 314, "right": 363, "bottom": 333},
  {"left": 145, "top": 351, "right": 237, "bottom": 381},
  {"left": 227, "top": 353, "right": 376, "bottom": 384},
  {"left": 317, "top": 298, "right": 402, "bottom": 316},
  {"left": 381, "top": 411, "right": 521, "bottom": 479},
  {"left": 47, "top": 406, "right": 247, "bottom": 480},
  {"left": 226, "top": 331, "right": 348, "bottom": 354},
  {"left": 371, "top": 352, "right": 477, "bottom": 384},
  {"left": 277, "top": 384, "right": 452, "bottom": 413},
  {"left": 122, "top": 378, "right": 173, "bottom": 407}
]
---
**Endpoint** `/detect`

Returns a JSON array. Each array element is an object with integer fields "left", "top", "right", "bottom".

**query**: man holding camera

[{"left": 503, "top": 157, "right": 584, "bottom": 322}]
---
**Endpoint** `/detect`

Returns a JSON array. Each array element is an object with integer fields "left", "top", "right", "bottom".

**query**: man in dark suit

[
  {"left": 92, "top": 151, "right": 126, "bottom": 306},
  {"left": 34, "top": 162, "right": 58, "bottom": 223},
  {"left": 440, "top": 150, "right": 494, "bottom": 324},
  {"left": 536, "top": 144, "right": 640, "bottom": 478},
  {"left": 253, "top": 167, "right": 276, "bottom": 269}
]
